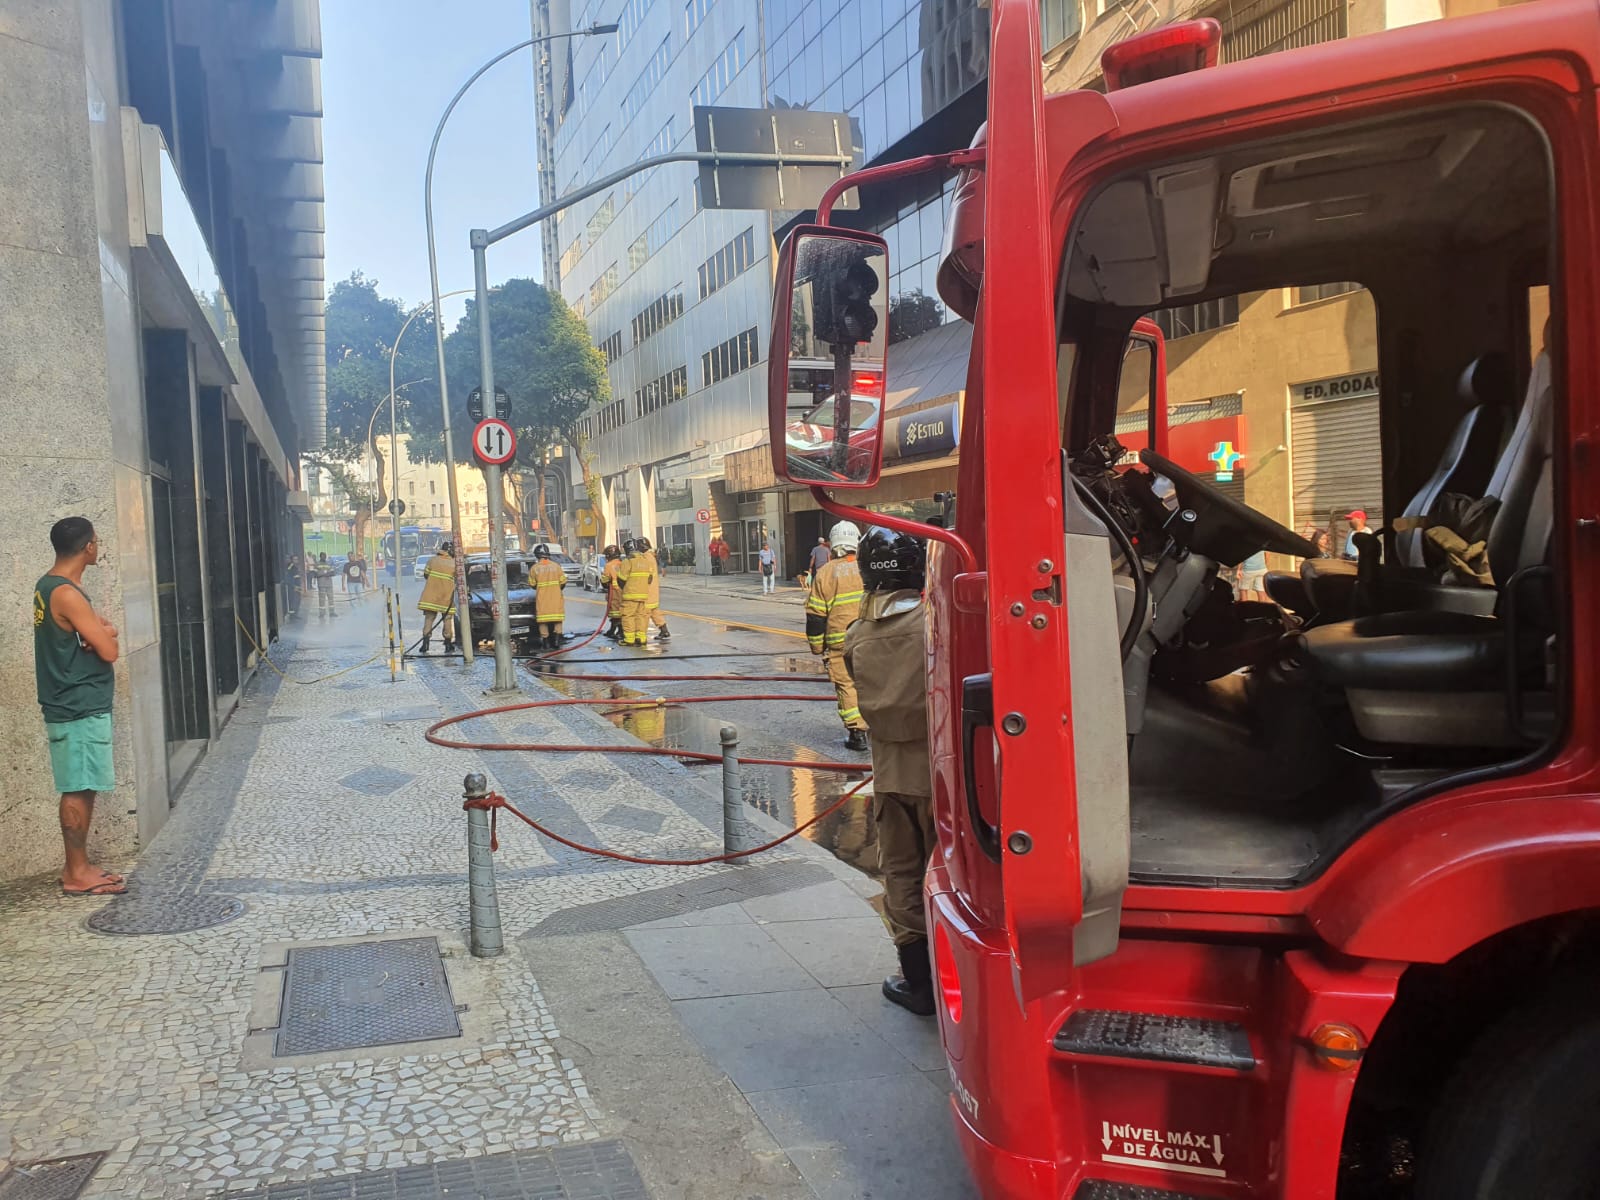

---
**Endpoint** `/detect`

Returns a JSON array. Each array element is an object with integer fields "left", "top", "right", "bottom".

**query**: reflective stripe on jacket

[
  {"left": 532, "top": 559, "right": 566, "bottom": 620},
  {"left": 617, "top": 552, "right": 654, "bottom": 599},
  {"left": 805, "top": 555, "right": 863, "bottom": 653}
]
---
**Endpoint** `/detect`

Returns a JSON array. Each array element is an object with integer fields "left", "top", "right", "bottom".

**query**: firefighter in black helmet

[
  {"left": 601, "top": 544, "right": 625, "bottom": 641},
  {"left": 635, "top": 536, "right": 671, "bottom": 642},
  {"left": 843, "top": 526, "right": 934, "bottom": 1016}
]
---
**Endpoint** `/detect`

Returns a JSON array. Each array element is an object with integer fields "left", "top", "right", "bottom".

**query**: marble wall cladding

[{"left": 0, "top": 3, "right": 168, "bottom": 879}]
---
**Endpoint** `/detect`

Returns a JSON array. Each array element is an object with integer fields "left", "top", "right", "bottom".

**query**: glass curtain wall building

[{"left": 536, "top": 0, "right": 989, "bottom": 577}]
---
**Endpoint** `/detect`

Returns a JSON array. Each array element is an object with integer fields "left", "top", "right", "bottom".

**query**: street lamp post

[
  {"left": 385, "top": 290, "right": 473, "bottom": 659},
  {"left": 424, "top": 21, "right": 618, "bottom": 690}
]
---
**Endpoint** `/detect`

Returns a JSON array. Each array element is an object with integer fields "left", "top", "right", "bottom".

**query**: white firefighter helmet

[{"left": 828, "top": 520, "right": 861, "bottom": 554}]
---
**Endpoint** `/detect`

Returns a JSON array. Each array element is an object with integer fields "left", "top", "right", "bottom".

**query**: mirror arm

[
  {"left": 810, "top": 486, "right": 979, "bottom": 575},
  {"left": 815, "top": 147, "right": 987, "bottom": 225}
]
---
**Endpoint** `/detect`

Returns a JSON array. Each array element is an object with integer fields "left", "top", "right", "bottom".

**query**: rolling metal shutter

[{"left": 1290, "top": 394, "right": 1383, "bottom": 535}]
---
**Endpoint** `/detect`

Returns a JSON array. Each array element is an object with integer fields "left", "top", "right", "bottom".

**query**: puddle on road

[{"left": 532, "top": 669, "right": 878, "bottom": 878}]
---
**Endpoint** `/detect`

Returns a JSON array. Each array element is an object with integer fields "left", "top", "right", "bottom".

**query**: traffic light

[{"left": 835, "top": 257, "right": 879, "bottom": 345}]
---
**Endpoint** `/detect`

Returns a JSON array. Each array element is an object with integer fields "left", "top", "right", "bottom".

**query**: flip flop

[
  {"left": 99, "top": 870, "right": 125, "bottom": 885},
  {"left": 61, "top": 879, "right": 128, "bottom": 897}
]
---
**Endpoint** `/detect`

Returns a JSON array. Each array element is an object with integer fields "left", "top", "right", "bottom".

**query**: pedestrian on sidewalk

[
  {"left": 601, "top": 544, "right": 624, "bottom": 641},
  {"left": 715, "top": 538, "right": 731, "bottom": 575},
  {"left": 709, "top": 534, "right": 725, "bottom": 575},
  {"left": 285, "top": 553, "right": 302, "bottom": 617},
  {"left": 313, "top": 552, "right": 338, "bottom": 620},
  {"left": 531, "top": 543, "right": 566, "bottom": 651},
  {"left": 417, "top": 541, "right": 458, "bottom": 654},
  {"left": 638, "top": 536, "right": 671, "bottom": 641},
  {"left": 805, "top": 536, "right": 831, "bottom": 588},
  {"left": 806, "top": 520, "right": 868, "bottom": 751},
  {"left": 759, "top": 540, "right": 776, "bottom": 594},
  {"left": 845, "top": 527, "right": 934, "bottom": 1016},
  {"left": 616, "top": 538, "right": 654, "bottom": 646},
  {"left": 34, "top": 517, "right": 126, "bottom": 897},
  {"left": 344, "top": 549, "right": 367, "bottom": 601}
]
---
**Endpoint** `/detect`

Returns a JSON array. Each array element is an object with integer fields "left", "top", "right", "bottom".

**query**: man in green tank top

[{"left": 34, "top": 517, "right": 124, "bottom": 896}]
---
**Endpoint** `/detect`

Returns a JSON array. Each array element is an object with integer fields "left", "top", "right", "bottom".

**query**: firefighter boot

[
  {"left": 606, "top": 618, "right": 623, "bottom": 641},
  {"left": 443, "top": 638, "right": 456, "bottom": 654},
  {"left": 656, "top": 625, "right": 671, "bottom": 641},
  {"left": 883, "top": 938, "right": 935, "bottom": 1017},
  {"left": 846, "top": 727, "right": 870, "bottom": 752},
  {"left": 546, "top": 632, "right": 561, "bottom": 651}
]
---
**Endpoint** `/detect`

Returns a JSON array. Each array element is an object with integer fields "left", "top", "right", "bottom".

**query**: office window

[
  {"left": 691, "top": 30, "right": 745, "bottom": 108},
  {"left": 631, "top": 285, "right": 686, "bottom": 345},
  {"left": 598, "top": 330, "right": 623, "bottom": 362},
  {"left": 627, "top": 118, "right": 676, "bottom": 200},
  {"left": 408, "top": 481, "right": 415, "bottom": 496},
  {"left": 429, "top": 480, "right": 436, "bottom": 495},
  {"left": 1295, "top": 282, "right": 1363, "bottom": 305},
  {"left": 1152, "top": 296, "right": 1241, "bottom": 340},
  {"left": 700, "top": 326, "right": 760, "bottom": 387},
  {"left": 589, "top": 261, "right": 620, "bottom": 310},
  {"left": 617, "top": 0, "right": 650, "bottom": 44},
  {"left": 589, "top": 124, "right": 614, "bottom": 179},
  {"left": 628, "top": 201, "right": 680, "bottom": 272},
  {"left": 577, "top": 41, "right": 612, "bottom": 114},
  {"left": 559, "top": 236, "right": 584, "bottom": 280},
  {"left": 685, "top": 0, "right": 714, "bottom": 37},
  {"left": 1042, "top": 0, "right": 1082, "bottom": 49},
  {"left": 597, "top": 397, "right": 628, "bottom": 435},
  {"left": 634, "top": 366, "right": 689, "bottom": 418},
  {"left": 624, "top": 37, "right": 671, "bottom": 122},
  {"left": 697, "top": 227, "right": 756, "bottom": 299},
  {"left": 586, "top": 194, "right": 616, "bottom": 242},
  {"left": 575, "top": 415, "right": 595, "bottom": 442}
]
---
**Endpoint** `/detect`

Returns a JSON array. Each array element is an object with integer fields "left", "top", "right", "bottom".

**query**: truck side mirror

[{"left": 768, "top": 225, "right": 890, "bottom": 489}]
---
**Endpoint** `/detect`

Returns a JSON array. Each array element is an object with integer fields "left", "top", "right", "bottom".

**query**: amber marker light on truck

[
  {"left": 1309, "top": 1023, "right": 1366, "bottom": 1071},
  {"left": 1100, "top": 18, "right": 1221, "bottom": 92}
]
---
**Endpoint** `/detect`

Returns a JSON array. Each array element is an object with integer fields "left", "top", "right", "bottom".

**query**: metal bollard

[
  {"left": 721, "top": 725, "right": 752, "bottom": 855},
  {"left": 463, "top": 772, "right": 504, "bottom": 958}
]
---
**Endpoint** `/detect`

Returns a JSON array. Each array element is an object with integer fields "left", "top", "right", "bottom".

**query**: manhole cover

[
  {"left": 0, "top": 1153, "right": 104, "bottom": 1200},
  {"left": 86, "top": 894, "right": 245, "bottom": 936},
  {"left": 275, "top": 936, "right": 461, "bottom": 1056}
]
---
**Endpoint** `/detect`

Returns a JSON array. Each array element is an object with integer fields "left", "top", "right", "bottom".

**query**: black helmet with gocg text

[{"left": 858, "top": 526, "right": 925, "bottom": 593}]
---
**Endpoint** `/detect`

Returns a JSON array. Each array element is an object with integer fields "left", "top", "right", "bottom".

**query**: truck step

[
  {"left": 1054, "top": 1009, "right": 1255, "bottom": 1071},
  {"left": 1075, "top": 1181, "right": 1216, "bottom": 1200}
]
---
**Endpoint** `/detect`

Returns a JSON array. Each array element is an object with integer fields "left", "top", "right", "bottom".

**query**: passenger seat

[{"left": 1267, "top": 352, "right": 1514, "bottom": 619}]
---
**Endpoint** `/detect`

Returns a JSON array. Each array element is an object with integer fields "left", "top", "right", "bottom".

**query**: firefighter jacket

[
  {"left": 843, "top": 591, "right": 931, "bottom": 796},
  {"left": 418, "top": 551, "right": 457, "bottom": 613},
  {"left": 646, "top": 550, "right": 663, "bottom": 608},
  {"left": 805, "top": 554, "right": 863, "bottom": 655},
  {"left": 602, "top": 558, "right": 624, "bottom": 613},
  {"left": 617, "top": 551, "right": 654, "bottom": 600},
  {"left": 531, "top": 558, "right": 566, "bottom": 620}
]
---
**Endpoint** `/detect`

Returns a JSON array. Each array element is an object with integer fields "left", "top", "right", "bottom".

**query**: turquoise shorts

[{"left": 45, "top": 713, "right": 115, "bottom": 794}]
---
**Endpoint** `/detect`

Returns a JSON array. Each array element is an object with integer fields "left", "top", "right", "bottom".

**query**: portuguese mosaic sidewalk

[{"left": 0, "top": 595, "right": 970, "bottom": 1200}]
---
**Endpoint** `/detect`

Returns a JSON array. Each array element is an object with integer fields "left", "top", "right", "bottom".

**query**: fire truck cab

[{"left": 766, "top": 1, "right": 1600, "bottom": 1196}]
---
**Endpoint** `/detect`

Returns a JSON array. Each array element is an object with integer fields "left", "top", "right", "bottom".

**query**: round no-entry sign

[
  {"left": 473, "top": 417, "right": 516, "bottom": 465},
  {"left": 695, "top": 508, "right": 711, "bottom": 523}
]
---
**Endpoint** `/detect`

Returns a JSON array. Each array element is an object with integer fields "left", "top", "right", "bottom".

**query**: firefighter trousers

[
  {"left": 648, "top": 604, "right": 668, "bottom": 630},
  {"left": 875, "top": 790, "right": 935, "bottom": 946},
  {"left": 621, "top": 598, "right": 649, "bottom": 645},
  {"left": 825, "top": 652, "right": 868, "bottom": 730}
]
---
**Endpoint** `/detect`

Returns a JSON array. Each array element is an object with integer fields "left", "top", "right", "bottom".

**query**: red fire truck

[{"left": 766, "top": 1, "right": 1599, "bottom": 1196}]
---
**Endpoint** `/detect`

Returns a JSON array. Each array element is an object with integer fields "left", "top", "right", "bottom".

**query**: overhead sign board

[
  {"left": 693, "top": 106, "right": 862, "bottom": 212},
  {"left": 472, "top": 418, "right": 516, "bottom": 466},
  {"left": 1294, "top": 370, "right": 1379, "bottom": 406}
]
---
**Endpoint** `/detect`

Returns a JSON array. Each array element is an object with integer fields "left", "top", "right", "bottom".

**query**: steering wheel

[{"left": 1139, "top": 448, "right": 1320, "bottom": 562}]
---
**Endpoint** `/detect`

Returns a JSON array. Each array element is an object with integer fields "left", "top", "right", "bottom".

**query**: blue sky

[{"left": 321, "top": 0, "right": 549, "bottom": 327}]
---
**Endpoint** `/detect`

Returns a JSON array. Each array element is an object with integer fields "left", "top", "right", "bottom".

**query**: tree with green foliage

[
  {"left": 888, "top": 288, "right": 945, "bottom": 345},
  {"left": 314, "top": 273, "right": 439, "bottom": 548},
  {"left": 410, "top": 277, "right": 609, "bottom": 548}
]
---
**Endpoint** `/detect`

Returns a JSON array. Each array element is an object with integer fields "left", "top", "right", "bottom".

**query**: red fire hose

[{"left": 427, "top": 610, "right": 873, "bottom": 866}]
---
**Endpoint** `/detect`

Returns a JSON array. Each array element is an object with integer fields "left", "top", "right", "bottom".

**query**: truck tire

[{"left": 1414, "top": 990, "right": 1600, "bottom": 1200}]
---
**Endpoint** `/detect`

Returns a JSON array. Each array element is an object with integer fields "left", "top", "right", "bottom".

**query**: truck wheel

[{"left": 1414, "top": 991, "right": 1600, "bottom": 1200}]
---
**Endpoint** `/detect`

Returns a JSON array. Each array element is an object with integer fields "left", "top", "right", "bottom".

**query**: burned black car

[{"left": 463, "top": 554, "right": 539, "bottom": 650}]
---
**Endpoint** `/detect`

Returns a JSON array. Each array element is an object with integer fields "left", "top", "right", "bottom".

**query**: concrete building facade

[{"left": 0, "top": 0, "right": 325, "bottom": 880}]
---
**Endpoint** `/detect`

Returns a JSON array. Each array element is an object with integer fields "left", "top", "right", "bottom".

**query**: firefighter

[
  {"left": 417, "top": 541, "right": 457, "bottom": 655},
  {"left": 807, "top": 520, "right": 868, "bottom": 750},
  {"left": 531, "top": 543, "right": 566, "bottom": 651},
  {"left": 844, "top": 526, "right": 934, "bottom": 1016},
  {"left": 616, "top": 538, "right": 654, "bottom": 647},
  {"left": 601, "top": 544, "right": 625, "bottom": 641},
  {"left": 637, "top": 536, "right": 671, "bottom": 641}
]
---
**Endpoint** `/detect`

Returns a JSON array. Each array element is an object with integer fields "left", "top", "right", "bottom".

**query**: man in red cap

[{"left": 1343, "top": 509, "right": 1371, "bottom": 559}]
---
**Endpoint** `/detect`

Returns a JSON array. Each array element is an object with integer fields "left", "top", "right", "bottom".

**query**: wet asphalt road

[{"left": 524, "top": 579, "right": 881, "bottom": 878}]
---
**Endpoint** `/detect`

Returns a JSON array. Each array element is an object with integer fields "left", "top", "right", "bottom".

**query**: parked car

[
  {"left": 412, "top": 557, "right": 429, "bottom": 581},
  {"left": 581, "top": 553, "right": 605, "bottom": 591},
  {"left": 548, "top": 549, "right": 583, "bottom": 586},
  {"left": 462, "top": 554, "right": 539, "bottom": 650}
]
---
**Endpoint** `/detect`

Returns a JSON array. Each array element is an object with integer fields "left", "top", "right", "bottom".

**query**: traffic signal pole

[{"left": 473, "top": 233, "right": 517, "bottom": 694}]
